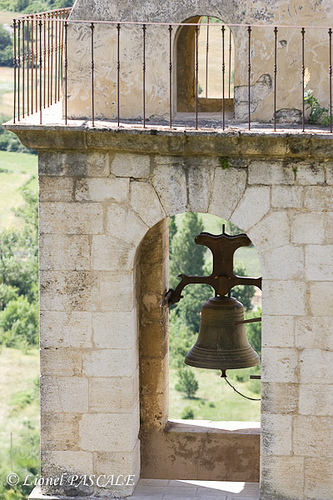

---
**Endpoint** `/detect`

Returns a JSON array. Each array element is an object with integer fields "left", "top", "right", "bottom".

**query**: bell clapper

[{"left": 221, "top": 369, "right": 227, "bottom": 378}]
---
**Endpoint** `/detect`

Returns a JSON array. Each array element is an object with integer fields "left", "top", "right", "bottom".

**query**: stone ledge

[{"left": 3, "top": 121, "right": 333, "bottom": 159}]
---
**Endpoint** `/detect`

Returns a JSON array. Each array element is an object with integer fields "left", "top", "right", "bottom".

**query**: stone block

[
  {"left": 91, "top": 235, "right": 135, "bottom": 271},
  {"left": 106, "top": 203, "right": 148, "bottom": 245},
  {"left": 295, "top": 161, "right": 325, "bottom": 185},
  {"left": 295, "top": 316, "right": 333, "bottom": 350},
  {"left": 305, "top": 186, "right": 333, "bottom": 211},
  {"left": 40, "top": 271, "right": 100, "bottom": 312},
  {"left": 40, "top": 311, "right": 92, "bottom": 348},
  {"left": 261, "top": 315, "right": 295, "bottom": 348},
  {"left": 261, "top": 382, "right": 299, "bottom": 415},
  {"left": 79, "top": 409, "right": 139, "bottom": 452},
  {"left": 92, "top": 310, "right": 136, "bottom": 349},
  {"left": 263, "top": 280, "right": 306, "bottom": 316},
  {"left": 140, "top": 321, "right": 168, "bottom": 359},
  {"left": 261, "top": 456, "right": 304, "bottom": 500},
  {"left": 130, "top": 181, "right": 165, "bottom": 227},
  {"left": 262, "top": 347, "right": 299, "bottom": 383},
  {"left": 187, "top": 162, "right": 215, "bottom": 213},
  {"left": 39, "top": 234, "right": 91, "bottom": 271},
  {"left": 309, "top": 281, "right": 333, "bottom": 315},
  {"left": 140, "top": 357, "right": 168, "bottom": 395},
  {"left": 260, "top": 245, "right": 304, "bottom": 280},
  {"left": 88, "top": 377, "right": 138, "bottom": 413},
  {"left": 39, "top": 202, "right": 104, "bottom": 235},
  {"left": 83, "top": 347, "right": 138, "bottom": 378},
  {"left": 305, "top": 245, "right": 333, "bottom": 280},
  {"left": 40, "top": 376, "right": 88, "bottom": 413},
  {"left": 261, "top": 414, "right": 292, "bottom": 456},
  {"left": 299, "top": 349, "right": 333, "bottom": 385},
  {"left": 325, "top": 162, "right": 333, "bottom": 184},
  {"left": 325, "top": 212, "right": 333, "bottom": 243},
  {"left": 40, "top": 348, "right": 82, "bottom": 377},
  {"left": 293, "top": 415, "right": 333, "bottom": 457},
  {"left": 299, "top": 384, "right": 333, "bottom": 416},
  {"left": 39, "top": 152, "right": 110, "bottom": 177},
  {"left": 271, "top": 186, "right": 303, "bottom": 208},
  {"left": 41, "top": 450, "right": 94, "bottom": 476},
  {"left": 304, "top": 458, "right": 333, "bottom": 499},
  {"left": 75, "top": 177, "right": 129, "bottom": 202},
  {"left": 291, "top": 212, "right": 325, "bottom": 244},
  {"left": 231, "top": 186, "right": 270, "bottom": 231},
  {"left": 152, "top": 161, "right": 187, "bottom": 215},
  {"left": 209, "top": 167, "right": 247, "bottom": 221},
  {"left": 248, "top": 160, "right": 294, "bottom": 185},
  {"left": 248, "top": 211, "right": 290, "bottom": 252},
  {"left": 39, "top": 177, "right": 74, "bottom": 202},
  {"left": 41, "top": 412, "right": 82, "bottom": 451},
  {"left": 111, "top": 153, "right": 150, "bottom": 178},
  {"left": 99, "top": 272, "right": 135, "bottom": 312}
]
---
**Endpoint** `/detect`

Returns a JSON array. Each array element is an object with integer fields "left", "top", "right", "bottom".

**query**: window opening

[{"left": 168, "top": 213, "right": 261, "bottom": 422}]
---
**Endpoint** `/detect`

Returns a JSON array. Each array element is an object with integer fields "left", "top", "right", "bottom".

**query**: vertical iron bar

[
  {"left": 169, "top": 25, "right": 173, "bottom": 129},
  {"left": 222, "top": 25, "right": 225, "bottom": 130},
  {"left": 57, "top": 14, "right": 61, "bottom": 100},
  {"left": 31, "top": 19, "right": 34, "bottom": 114},
  {"left": 228, "top": 29, "right": 232, "bottom": 98},
  {"left": 35, "top": 17, "right": 38, "bottom": 113},
  {"left": 39, "top": 20, "right": 43, "bottom": 124},
  {"left": 27, "top": 19, "right": 29, "bottom": 116},
  {"left": 91, "top": 23, "right": 95, "bottom": 127},
  {"left": 195, "top": 24, "right": 199, "bottom": 130},
  {"left": 247, "top": 26, "right": 252, "bottom": 130},
  {"left": 117, "top": 23, "right": 120, "bottom": 127},
  {"left": 301, "top": 27, "right": 305, "bottom": 132},
  {"left": 47, "top": 14, "right": 50, "bottom": 107},
  {"left": 205, "top": 16, "right": 209, "bottom": 98},
  {"left": 43, "top": 15, "right": 46, "bottom": 108},
  {"left": 64, "top": 20, "right": 68, "bottom": 125},
  {"left": 50, "top": 17, "right": 53, "bottom": 104},
  {"left": 274, "top": 27, "right": 278, "bottom": 131},
  {"left": 60, "top": 13, "right": 64, "bottom": 94},
  {"left": 142, "top": 24, "right": 146, "bottom": 128},
  {"left": 13, "top": 20, "right": 17, "bottom": 123},
  {"left": 329, "top": 28, "right": 332, "bottom": 133},
  {"left": 22, "top": 20, "right": 25, "bottom": 118},
  {"left": 18, "top": 20, "right": 21, "bottom": 122},
  {"left": 55, "top": 14, "right": 58, "bottom": 101}
]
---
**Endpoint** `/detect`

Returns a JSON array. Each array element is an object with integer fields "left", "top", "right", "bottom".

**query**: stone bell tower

[{"left": 5, "top": 0, "right": 333, "bottom": 499}]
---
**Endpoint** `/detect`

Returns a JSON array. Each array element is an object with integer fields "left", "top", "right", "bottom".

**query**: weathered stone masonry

[{"left": 11, "top": 125, "right": 333, "bottom": 500}]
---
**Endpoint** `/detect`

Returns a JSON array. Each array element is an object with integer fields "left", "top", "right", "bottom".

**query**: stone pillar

[{"left": 37, "top": 151, "right": 141, "bottom": 498}]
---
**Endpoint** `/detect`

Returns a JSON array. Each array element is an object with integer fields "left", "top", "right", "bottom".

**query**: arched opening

[
  {"left": 176, "top": 16, "right": 235, "bottom": 114},
  {"left": 137, "top": 214, "right": 261, "bottom": 482},
  {"left": 168, "top": 213, "right": 262, "bottom": 422}
]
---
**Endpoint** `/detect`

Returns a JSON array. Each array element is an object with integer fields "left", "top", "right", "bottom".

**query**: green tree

[
  {"left": 175, "top": 367, "right": 199, "bottom": 399},
  {"left": 232, "top": 262, "right": 255, "bottom": 311},
  {"left": 0, "top": 295, "right": 39, "bottom": 347},
  {"left": 0, "top": 25, "right": 13, "bottom": 66}
]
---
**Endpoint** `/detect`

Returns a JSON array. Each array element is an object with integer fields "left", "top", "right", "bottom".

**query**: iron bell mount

[{"left": 163, "top": 225, "right": 262, "bottom": 378}]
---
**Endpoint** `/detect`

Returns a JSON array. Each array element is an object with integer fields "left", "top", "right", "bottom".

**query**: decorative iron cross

[{"left": 163, "top": 226, "right": 262, "bottom": 306}]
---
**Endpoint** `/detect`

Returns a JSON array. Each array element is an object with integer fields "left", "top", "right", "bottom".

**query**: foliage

[
  {"left": 232, "top": 262, "right": 255, "bottom": 311},
  {"left": 175, "top": 367, "right": 199, "bottom": 399},
  {"left": 0, "top": 116, "right": 35, "bottom": 155},
  {"left": 304, "top": 88, "right": 332, "bottom": 126},
  {"left": 0, "top": 0, "right": 74, "bottom": 12},
  {"left": 0, "top": 24, "right": 13, "bottom": 66},
  {"left": 181, "top": 406, "right": 195, "bottom": 419},
  {"left": 0, "top": 188, "right": 39, "bottom": 348}
]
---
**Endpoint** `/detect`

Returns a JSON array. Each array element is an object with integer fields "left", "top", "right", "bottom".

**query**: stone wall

[
  {"left": 65, "top": 0, "right": 332, "bottom": 123},
  {"left": 10, "top": 125, "right": 332, "bottom": 499}
]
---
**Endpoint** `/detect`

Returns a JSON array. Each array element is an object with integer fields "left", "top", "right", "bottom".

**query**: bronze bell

[{"left": 184, "top": 295, "right": 260, "bottom": 371}]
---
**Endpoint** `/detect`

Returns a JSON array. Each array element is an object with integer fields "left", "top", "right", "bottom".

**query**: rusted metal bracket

[{"left": 163, "top": 226, "right": 262, "bottom": 306}]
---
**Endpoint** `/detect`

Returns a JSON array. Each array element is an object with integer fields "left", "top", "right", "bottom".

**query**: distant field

[
  {"left": 0, "top": 66, "right": 14, "bottom": 117},
  {"left": 0, "top": 151, "right": 37, "bottom": 229},
  {"left": 0, "top": 10, "right": 18, "bottom": 25}
]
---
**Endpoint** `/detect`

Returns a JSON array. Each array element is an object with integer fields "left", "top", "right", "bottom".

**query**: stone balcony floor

[{"left": 128, "top": 479, "right": 260, "bottom": 500}]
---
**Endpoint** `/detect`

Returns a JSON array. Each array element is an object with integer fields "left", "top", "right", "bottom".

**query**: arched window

[{"left": 177, "top": 16, "right": 235, "bottom": 114}]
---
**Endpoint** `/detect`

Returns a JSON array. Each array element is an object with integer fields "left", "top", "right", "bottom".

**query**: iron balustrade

[{"left": 12, "top": 10, "right": 333, "bottom": 133}]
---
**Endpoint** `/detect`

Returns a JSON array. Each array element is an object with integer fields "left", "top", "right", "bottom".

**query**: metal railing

[{"left": 12, "top": 10, "right": 333, "bottom": 133}]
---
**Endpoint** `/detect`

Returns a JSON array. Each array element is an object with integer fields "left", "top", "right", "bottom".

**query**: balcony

[{"left": 9, "top": 8, "right": 333, "bottom": 134}]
